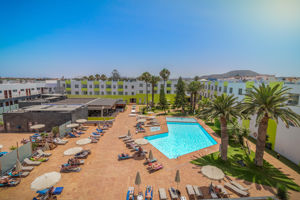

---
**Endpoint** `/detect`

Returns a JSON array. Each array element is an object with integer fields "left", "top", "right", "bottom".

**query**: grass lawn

[{"left": 191, "top": 143, "right": 300, "bottom": 191}]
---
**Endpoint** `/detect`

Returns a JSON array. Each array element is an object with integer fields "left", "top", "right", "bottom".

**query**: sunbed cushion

[
  {"left": 186, "top": 185, "right": 195, "bottom": 195},
  {"left": 159, "top": 188, "right": 167, "bottom": 200}
]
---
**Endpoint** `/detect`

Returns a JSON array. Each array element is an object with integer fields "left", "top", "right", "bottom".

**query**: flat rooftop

[
  {"left": 20, "top": 104, "right": 83, "bottom": 112},
  {"left": 52, "top": 98, "right": 122, "bottom": 109},
  {"left": 52, "top": 98, "right": 95, "bottom": 105}
]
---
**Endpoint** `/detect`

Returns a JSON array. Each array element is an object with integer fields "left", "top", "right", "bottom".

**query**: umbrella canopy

[
  {"left": 147, "top": 111, "right": 154, "bottom": 114},
  {"left": 31, "top": 172, "right": 61, "bottom": 191},
  {"left": 201, "top": 165, "right": 225, "bottom": 180},
  {"left": 64, "top": 147, "right": 83, "bottom": 155},
  {"left": 66, "top": 123, "right": 79, "bottom": 128},
  {"left": 16, "top": 159, "right": 22, "bottom": 172},
  {"left": 76, "top": 138, "right": 91, "bottom": 145},
  {"left": 137, "top": 119, "right": 146, "bottom": 123},
  {"left": 135, "top": 171, "right": 141, "bottom": 186},
  {"left": 44, "top": 142, "right": 50, "bottom": 151},
  {"left": 0, "top": 144, "right": 3, "bottom": 150},
  {"left": 30, "top": 124, "right": 45, "bottom": 130},
  {"left": 148, "top": 116, "right": 156, "bottom": 119},
  {"left": 148, "top": 150, "right": 154, "bottom": 160},
  {"left": 76, "top": 119, "right": 87, "bottom": 124},
  {"left": 175, "top": 170, "right": 180, "bottom": 183},
  {"left": 135, "top": 138, "right": 149, "bottom": 145}
]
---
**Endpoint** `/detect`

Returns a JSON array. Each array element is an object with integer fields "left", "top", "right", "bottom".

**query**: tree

[
  {"left": 198, "top": 97, "right": 211, "bottom": 111},
  {"left": 138, "top": 72, "right": 151, "bottom": 108},
  {"left": 95, "top": 74, "right": 101, "bottom": 80},
  {"left": 100, "top": 74, "right": 107, "bottom": 81},
  {"left": 82, "top": 76, "right": 88, "bottom": 80},
  {"left": 51, "top": 126, "right": 59, "bottom": 138},
  {"left": 174, "top": 77, "right": 187, "bottom": 112},
  {"left": 194, "top": 76, "right": 200, "bottom": 81},
  {"left": 150, "top": 75, "right": 161, "bottom": 106},
  {"left": 241, "top": 83, "right": 300, "bottom": 167},
  {"left": 88, "top": 75, "right": 95, "bottom": 81},
  {"left": 111, "top": 69, "right": 121, "bottom": 81},
  {"left": 159, "top": 85, "right": 168, "bottom": 113},
  {"left": 199, "top": 94, "right": 241, "bottom": 161},
  {"left": 159, "top": 68, "right": 170, "bottom": 88},
  {"left": 187, "top": 81, "right": 203, "bottom": 113}
]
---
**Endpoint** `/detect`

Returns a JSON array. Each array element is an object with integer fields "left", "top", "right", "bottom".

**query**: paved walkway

[{"left": 0, "top": 106, "right": 287, "bottom": 200}]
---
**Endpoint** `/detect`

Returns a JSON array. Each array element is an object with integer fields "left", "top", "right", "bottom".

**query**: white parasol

[
  {"left": 64, "top": 147, "right": 83, "bottom": 155},
  {"left": 135, "top": 138, "right": 149, "bottom": 145},
  {"left": 66, "top": 123, "right": 79, "bottom": 128},
  {"left": 76, "top": 138, "right": 92, "bottom": 145},
  {"left": 201, "top": 165, "right": 225, "bottom": 180},
  {"left": 30, "top": 124, "right": 45, "bottom": 130},
  {"left": 137, "top": 119, "right": 146, "bottom": 123},
  {"left": 31, "top": 172, "right": 61, "bottom": 191},
  {"left": 76, "top": 119, "right": 87, "bottom": 124}
]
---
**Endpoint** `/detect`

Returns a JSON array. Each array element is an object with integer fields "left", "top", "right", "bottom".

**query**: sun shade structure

[
  {"left": 66, "top": 123, "right": 79, "bottom": 128},
  {"left": 30, "top": 124, "right": 45, "bottom": 130},
  {"left": 135, "top": 138, "right": 149, "bottom": 145},
  {"left": 148, "top": 150, "right": 154, "bottom": 160},
  {"left": 175, "top": 170, "right": 180, "bottom": 189},
  {"left": 31, "top": 172, "right": 61, "bottom": 191},
  {"left": 76, "top": 138, "right": 91, "bottom": 145},
  {"left": 201, "top": 165, "right": 225, "bottom": 180},
  {"left": 64, "top": 147, "right": 83, "bottom": 155},
  {"left": 128, "top": 130, "right": 131, "bottom": 137},
  {"left": 137, "top": 119, "right": 146, "bottom": 123},
  {"left": 135, "top": 171, "right": 141, "bottom": 192},
  {"left": 76, "top": 119, "right": 87, "bottom": 124}
]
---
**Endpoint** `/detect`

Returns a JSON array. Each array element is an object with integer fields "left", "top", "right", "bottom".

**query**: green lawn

[{"left": 191, "top": 144, "right": 300, "bottom": 191}]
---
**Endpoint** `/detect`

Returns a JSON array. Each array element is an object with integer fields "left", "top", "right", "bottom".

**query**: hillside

[{"left": 200, "top": 70, "right": 260, "bottom": 79}]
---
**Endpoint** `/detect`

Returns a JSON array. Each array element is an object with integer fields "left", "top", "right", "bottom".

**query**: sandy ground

[{"left": 0, "top": 105, "right": 299, "bottom": 200}]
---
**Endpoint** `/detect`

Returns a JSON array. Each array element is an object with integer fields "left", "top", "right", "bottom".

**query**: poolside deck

[{"left": 0, "top": 105, "right": 291, "bottom": 199}]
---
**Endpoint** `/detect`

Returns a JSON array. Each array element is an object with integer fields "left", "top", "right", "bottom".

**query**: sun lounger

[
  {"left": 60, "top": 164, "right": 81, "bottom": 173},
  {"left": 145, "top": 185, "right": 153, "bottom": 200},
  {"left": 54, "top": 138, "right": 68, "bottom": 145},
  {"left": 169, "top": 187, "right": 179, "bottom": 199},
  {"left": 159, "top": 188, "right": 167, "bottom": 200},
  {"left": 123, "top": 136, "right": 132, "bottom": 141},
  {"left": 37, "top": 187, "right": 64, "bottom": 195},
  {"left": 186, "top": 185, "right": 195, "bottom": 197},
  {"left": 127, "top": 186, "right": 135, "bottom": 200},
  {"left": 0, "top": 179, "right": 20, "bottom": 187},
  {"left": 124, "top": 139, "right": 135, "bottom": 143},
  {"left": 230, "top": 181, "right": 250, "bottom": 191},
  {"left": 21, "top": 165, "right": 34, "bottom": 172},
  {"left": 68, "top": 132, "right": 79, "bottom": 138},
  {"left": 37, "top": 149, "right": 51, "bottom": 157},
  {"left": 118, "top": 154, "right": 133, "bottom": 160},
  {"left": 119, "top": 135, "right": 129, "bottom": 139},
  {"left": 24, "top": 158, "right": 41, "bottom": 166},
  {"left": 192, "top": 185, "right": 203, "bottom": 199},
  {"left": 215, "top": 184, "right": 229, "bottom": 198},
  {"left": 8, "top": 171, "right": 30, "bottom": 178},
  {"left": 91, "top": 132, "right": 101, "bottom": 138},
  {"left": 224, "top": 183, "right": 249, "bottom": 197}
]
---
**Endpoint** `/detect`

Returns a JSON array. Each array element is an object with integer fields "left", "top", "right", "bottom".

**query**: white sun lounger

[
  {"left": 169, "top": 188, "right": 179, "bottom": 199},
  {"left": 224, "top": 183, "right": 249, "bottom": 196},
  {"left": 54, "top": 138, "right": 68, "bottom": 145},
  {"left": 159, "top": 188, "right": 167, "bottom": 200},
  {"left": 24, "top": 158, "right": 41, "bottom": 166},
  {"left": 231, "top": 181, "right": 250, "bottom": 191},
  {"left": 21, "top": 165, "right": 34, "bottom": 172},
  {"left": 192, "top": 185, "right": 203, "bottom": 199},
  {"left": 186, "top": 185, "right": 195, "bottom": 197},
  {"left": 37, "top": 149, "right": 51, "bottom": 157}
]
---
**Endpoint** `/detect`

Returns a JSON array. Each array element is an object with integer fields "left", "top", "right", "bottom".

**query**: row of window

[
  {"left": 69, "top": 83, "right": 174, "bottom": 89},
  {"left": 68, "top": 89, "right": 173, "bottom": 95}
]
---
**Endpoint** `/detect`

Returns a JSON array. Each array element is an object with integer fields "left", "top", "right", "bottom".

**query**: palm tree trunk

[
  {"left": 190, "top": 93, "right": 193, "bottom": 110},
  {"left": 220, "top": 116, "right": 228, "bottom": 161},
  {"left": 146, "top": 82, "right": 149, "bottom": 108},
  {"left": 193, "top": 92, "right": 197, "bottom": 112},
  {"left": 151, "top": 84, "right": 155, "bottom": 107},
  {"left": 255, "top": 115, "right": 269, "bottom": 167}
]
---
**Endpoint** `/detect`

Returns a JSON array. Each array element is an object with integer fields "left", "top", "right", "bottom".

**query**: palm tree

[
  {"left": 95, "top": 74, "right": 101, "bottom": 80},
  {"left": 198, "top": 98, "right": 211, "bottom": 111},
  {"left": 150, "top": 75, "right": 161, "bottom": 107},
  {"left": 159, "top": 68, "right": 170, "bottom": 88},
  {"left": 138, "top": 72, "right": 151, "bottom": 108},
  {"left": 241, "top": 83, "right": 300, "bottom": 167},
  {"left": 199, "top": 94, "right": 241, "bottom": 161},
  {"left": 82, "top": 76, "right": 88, "bottom": 80},
  {"left": 88, "top": 75, "right": 95, "bottom": 81},
  {"left": 187, "top": 81, "right": 203, "bottom": 113},
  {"left": 100, "top": 74, "right": 107, "bottom": 81}
]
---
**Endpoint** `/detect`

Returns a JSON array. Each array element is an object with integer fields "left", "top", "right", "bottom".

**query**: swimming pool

[
  {"left": 145, "top": 122, "right": 217, "bottom": 159},
  {"left": 166, "top": 117, "right": 197, "bottom": 123}
]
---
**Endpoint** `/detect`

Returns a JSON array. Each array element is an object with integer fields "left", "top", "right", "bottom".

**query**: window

[
  {"left": 66, "top": 84, "right": 71, "bottom": 88},
  {"left": 118, "top": 85, "right": 123, "bottom": 89},
  {"left": 147, "top": 84, "right": 150, "bottom": 87},
  {"left": 75, "top": 91, "right": 79, "bottom": 95},
  {"left": 113, "top": 85, "right": 116, "bottom": 89},
  {"left": 82, "top": 84, "right": 87, "bottom": 88},
  {"left": 118, "top": 91, "right": 123, "bottom": 95},
  {"left": 131, "top": 86, "right": 134, "bottom": 89},
  {"left": 106, "top": 84, "right": 111, "bottom": 88},
  {"left": 13, "top": 89, "right": 17, "bottom": 92},
  {"left": 37, "top": 87, "right": 40, "bottom": 90},
  {"left": 139, "top": 83, "right": 143, "bottom": 87},
  {"left": 67, "top": 91, "right": 71, "bottom": 95},
  {"left": 125, "top": 85, "right": 128, "bottom": 89},
  {"left": 0, "top": 90, "right": 2, "bottom": 93},
  {"left": 89, "top": 92, "right": 92, "bottom": 95},
  {"left": 219, "top": 87, "right": 221, "bottom": 92},
  {"left": 82, "top": 91, "right": 87, "bottom": 95},
  {"left": 94, "top": 91, "right": 99, "bottom": 95},
  {"left": 101, "top": 85, "right": 104, "bottom": 89},
  {"left": 0, "top": 103, "right": 3, "bottom": 107},
  {"left": 139, "top": 90, "right": 143, "bottom": 94},
  {"left": 31, "top": 88, "right": 35, "bottom": 90},
  {"left": 75, "top": 84, "right": 79, "bottom": 88},
  {"left": 89, "top": 85, "right": 92, "bottom": 88},
  {"left": 223, "top": 86, "right": 227, "bottom": 93},
  {"left": 131, "top": 92, "right": 135, "bottom": 95},
  {"left": 238, "top": 88, "right": 243, "bottom": 95},
  {"left": 125, "top": 92, "right": 128, "bottom": 95},
  {"left": 113, "top": 92, "right": 116, "bottom": 95},
  {"left": 94, "top": 85, "right": 99, "bottom": 88},
  {"left": 229, "top": 87, "right": 233, "bottom": 93},
  {"left": 167, "top": 84, "right": 171, "bottom": 87},
  {"left": 167, "top": 90, "right": 171, "bottom": 94}
]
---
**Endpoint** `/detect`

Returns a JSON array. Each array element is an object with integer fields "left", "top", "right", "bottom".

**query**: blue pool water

[
  {"left": 145, "top": 122, "right": 217, "bottom": 159},
  {"left": 166, "top": 117, "right": 197, "bottom": 123}
]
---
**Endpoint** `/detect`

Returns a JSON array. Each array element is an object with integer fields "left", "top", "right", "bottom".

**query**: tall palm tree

[
  {"left": 100, "top": 74, "right": 107, "bottom": 81},
  {"left": 199, "top": 94, "right": 241, "bottom": 161},
  {"left": 150, "top": 75, "right": 161, "bottom": 107},
  {"left": 88, "top": 75, "right": 95, "bottom": 81},
  {"left": 138, "top": 72, "right": 151, "bottom": 108},
  {"left": 95, "top": 74, "right": 101, "bottom": 80},
  {"left": 187, "top": 81, "right": 203, "bottom": 112},
  {"left": 242, "top": 83, "right": 300, "bottom": 167},
  {"left": 159, "top": 68, "right": 170, "bottom": 88}
]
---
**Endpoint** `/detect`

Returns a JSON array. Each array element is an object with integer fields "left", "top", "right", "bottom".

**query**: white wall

[{"left": 275, "top": 120, "right": 300, "bottom": 165}]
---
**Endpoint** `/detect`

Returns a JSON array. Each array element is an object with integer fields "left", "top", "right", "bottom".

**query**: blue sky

[{"left": 0, "top": 0, "right": 299, "bottom": 78}]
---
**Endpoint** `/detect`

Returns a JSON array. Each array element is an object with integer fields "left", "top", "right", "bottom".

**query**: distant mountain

[{"left": 200, "top": 70, "right": 260, "bottom": 79}]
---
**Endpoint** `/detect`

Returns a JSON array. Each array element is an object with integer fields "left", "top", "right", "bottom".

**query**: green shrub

[
  {"left": 214, "top": 118, "right": 221, "bottom": 129},
  {"left": 32, "top": 142, "right": 39, "bottom": 151},
  {"left": 277, "top": 184, "right": 288, "bottom": 200},
  {"left": 10, "top": 146, "right": 17, "bottom": 151},
  {"left": 52, "top": 126, "right": 59, "bottom": 137}
]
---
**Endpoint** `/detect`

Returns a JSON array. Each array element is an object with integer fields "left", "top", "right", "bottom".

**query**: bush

[
  {"left": 32, "top": 142, "right": 39, "bottom": 151},
  {"left": 214, "top": 118, "right": 221, "bottom": 130},
  {"left": 10, "top": 145, "right": 17, "bottom": 151},
  {"left": 277, "top": 184, "right": 288, "bottom": 200},
  {"left": 52, "top": 126, "right": 59, "bottom": 138}
]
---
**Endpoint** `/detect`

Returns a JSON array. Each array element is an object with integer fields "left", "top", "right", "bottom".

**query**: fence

[
  {"left": 59, "top": 121, "right": 71, "bottom": 138},
  {"left": 0, "top": 142, "right": 32, "bottom": 175}
]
